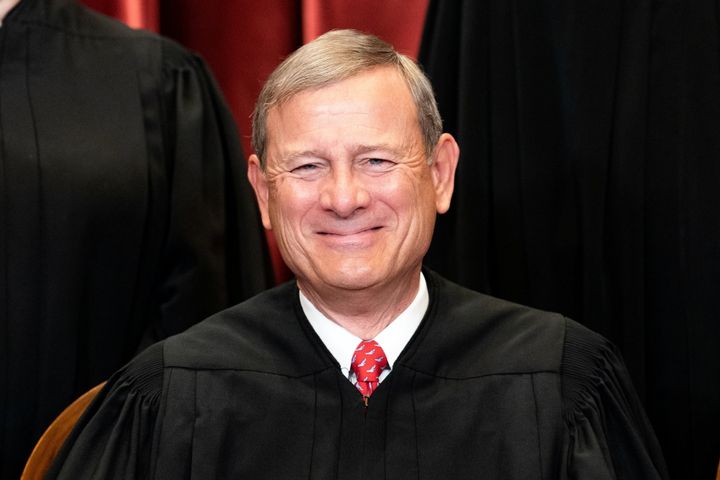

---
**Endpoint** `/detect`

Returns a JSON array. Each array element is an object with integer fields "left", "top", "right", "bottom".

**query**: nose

[{"left": 319, "top": 166, "right": 370, "bottom": 217}]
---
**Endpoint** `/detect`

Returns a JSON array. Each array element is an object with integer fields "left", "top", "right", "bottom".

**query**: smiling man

[
  {"left": 248, "top": 58, "right": 457, "bottom": 342},
  {"left": 50, "top": 30, "right": 668, "bottom": 479}
]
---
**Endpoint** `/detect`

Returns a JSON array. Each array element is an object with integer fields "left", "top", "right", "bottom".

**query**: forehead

[{"left": 265, "top": 67, "right": 420, "bottom": 151}]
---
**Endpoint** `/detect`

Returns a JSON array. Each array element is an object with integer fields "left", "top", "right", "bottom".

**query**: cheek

[
  {"left": 384, "top": 172, "right": 437, "bottom": 216},
  {"left": 403, "top": 182, "right": 440, "bottom": 244},
  {"left": 268, "top": 181, "right": 317, "bottom": 231}
]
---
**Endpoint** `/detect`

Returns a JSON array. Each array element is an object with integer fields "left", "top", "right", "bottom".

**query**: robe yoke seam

[
  {"left": 164, "top": 364, "right": 337, "bottom": 380},
  {"left": 396, "top": 365, "right": 560, "bottom": 380},
  {"left": 16, "top": 19, "right": 159, "bottom": 41},
  {"left": 151, "top": 366, "right": 172, "bottom": 480},
  {"left": 15, "top": 19, "right": 208, "bottom": 76},
  {"left": 188, "top": 370, "right": 197, "bottom": 479},
  {"left": 559, "top": 317, "right": 569, "bottom": 416},
  {"left": 530, "top": 374, "right": 546, "bottom": 480}
]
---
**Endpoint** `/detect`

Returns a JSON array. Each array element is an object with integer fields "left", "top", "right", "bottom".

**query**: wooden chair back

[{"left": 21, "top": 382, "right": 106, "bottom": 479}]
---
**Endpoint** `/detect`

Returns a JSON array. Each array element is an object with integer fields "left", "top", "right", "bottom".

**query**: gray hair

[{"left": 251, "top": 29, "right": 442, "bottom": 167}]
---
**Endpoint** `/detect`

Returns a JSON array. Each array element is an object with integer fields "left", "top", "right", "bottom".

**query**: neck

[
  {"left": 0, "top": 0, "right": 21, "bottom": 24},
  {"left": 298, "top": 270, "right": 421, "bottom": 339}
]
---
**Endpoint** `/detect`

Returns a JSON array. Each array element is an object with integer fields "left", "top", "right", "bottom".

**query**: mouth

[
  {"left": 315, "top": 226, "right": 384, "bottom": 248},
  {"left": 318, "top": 226, "right": 383, "bottom": 236}
]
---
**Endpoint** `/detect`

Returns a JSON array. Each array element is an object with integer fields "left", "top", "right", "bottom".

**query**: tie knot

[{"left": 351, "top": 340, "right": 389, "bottom": 397}]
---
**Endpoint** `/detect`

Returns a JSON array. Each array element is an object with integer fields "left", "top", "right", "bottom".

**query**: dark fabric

[
  {"left": 49, "top": 270, "right": 668, "bottom": 479},
  {"left": 419, "top": 1, "right": 720, "bottom": 478},
  {"left": 0, "top": 0, "right": 270, "bottom": 477}
]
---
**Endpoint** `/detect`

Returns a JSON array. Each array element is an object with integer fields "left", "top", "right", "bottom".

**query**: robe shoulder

[
  {"left": 417, "top": 272, "right": 651, "bottom": 407},
  {"left": 15, "top": 0, "right": 205, "bottom": 72},
  {"left": 417, "top": 271, "right": 669, "bottom": 478},
  {"left": 48, "top": 342, "right": 164, "bottom": 479},
  {"left": 407, "top": 270, "right": 570, "bottom": 377},
  {"left": 162, "top": 281, "right": 332, "bottom": 376}
]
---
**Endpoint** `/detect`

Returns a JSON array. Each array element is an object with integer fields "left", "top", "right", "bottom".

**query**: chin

[{"left": 317, "top": 264, "right": 385, "bottom": 291}]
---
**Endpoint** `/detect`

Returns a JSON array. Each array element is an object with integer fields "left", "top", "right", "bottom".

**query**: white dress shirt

[{"left": 300, "top": 273, "right": 429, "bottom": 384}]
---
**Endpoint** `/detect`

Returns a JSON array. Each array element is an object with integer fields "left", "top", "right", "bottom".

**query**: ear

[
  {"left": 247, "top": 154, "right": 272, "bottom": 230},
  {"left": 429, "top": 133, "right": 459, "bottom": 214}
]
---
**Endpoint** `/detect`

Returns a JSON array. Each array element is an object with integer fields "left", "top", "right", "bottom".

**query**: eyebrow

[
  {"left": 284, "top": 150, "right": 324, "bottom": 163},
  {"left": 353, "top": 143, "right": 403, "bottom": 156},
  {"left": 284, "top": 143, "right": 404, "bottom": 162}
]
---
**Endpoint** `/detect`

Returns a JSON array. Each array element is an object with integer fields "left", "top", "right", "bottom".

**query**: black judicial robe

[
  {"left": 0, "top": 0, "right": 268, "bottom": 477},
  {"left": 50, "top": 271, "right": 669, "bottom": 479}
]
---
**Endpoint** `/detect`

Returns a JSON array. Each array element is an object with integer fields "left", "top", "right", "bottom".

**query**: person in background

[
  {"left": 49, "top": 29, "right": 668, "bottom": 479},
  {"left": 0, "top": 0, "right": 268, "bottom": 477}
]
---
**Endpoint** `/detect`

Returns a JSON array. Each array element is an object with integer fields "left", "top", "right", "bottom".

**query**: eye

[
  {"left": 364, "top": 158, "right": 394, "bottom": 169},
  {"left": 292, "top": 163, "right": 318, "bottom": 172},
  {"left": 290, "top": 163, "right": 324, "bottom": 177}
]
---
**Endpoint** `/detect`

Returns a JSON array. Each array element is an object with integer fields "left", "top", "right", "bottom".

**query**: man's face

[{"left": 249, "top": 66, "right": 456, "bottom": 295}]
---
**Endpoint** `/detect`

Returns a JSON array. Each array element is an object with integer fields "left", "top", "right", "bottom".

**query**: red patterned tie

[{"left": 351, "top": 340, "right": 389, "bottom": 403}]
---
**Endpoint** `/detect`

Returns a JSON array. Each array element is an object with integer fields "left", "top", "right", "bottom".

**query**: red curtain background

[{"left": 81, "top": 0, "right": 429, "bottom": 283}]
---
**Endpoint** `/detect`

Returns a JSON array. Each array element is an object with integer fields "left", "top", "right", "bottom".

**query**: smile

[
  {"left": 318, "top": 226, "right": 383, "bottom": 236},
  {"left": 315, "top": 226, "right": 383, "bottom": 247}
]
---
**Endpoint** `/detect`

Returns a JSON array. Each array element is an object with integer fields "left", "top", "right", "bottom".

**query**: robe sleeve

[
  {"left": 137, "top": 41, "right": 268, "bottom": 348},
  {"left": 560, "top": 320, "right": 670, "bottom": 479},
  {"left": 47, "top": 343, "right": 164, "bottom": 479}
]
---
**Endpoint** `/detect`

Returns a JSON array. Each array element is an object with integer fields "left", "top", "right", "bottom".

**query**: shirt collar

[{"left": 300, "top": 273, "right": 429, "bottom": 377}]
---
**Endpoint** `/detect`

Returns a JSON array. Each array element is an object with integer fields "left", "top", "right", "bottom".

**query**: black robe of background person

[
  {"left": 49, "top": 270, "right": 668, "bottom": 479},
  {"left": 0, "top": 0, "right": 270, "bottom": 477},
  {"left": 419, "top": 1, "right": 720, "bottom": 478}
]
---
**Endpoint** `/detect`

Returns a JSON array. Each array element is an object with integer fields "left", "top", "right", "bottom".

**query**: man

[
  {"left": 49, "top": 29, "right": 669, "bottom": 479},
  {"left": 0, "top": 0, "right": 267, "bottom": 477}
]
